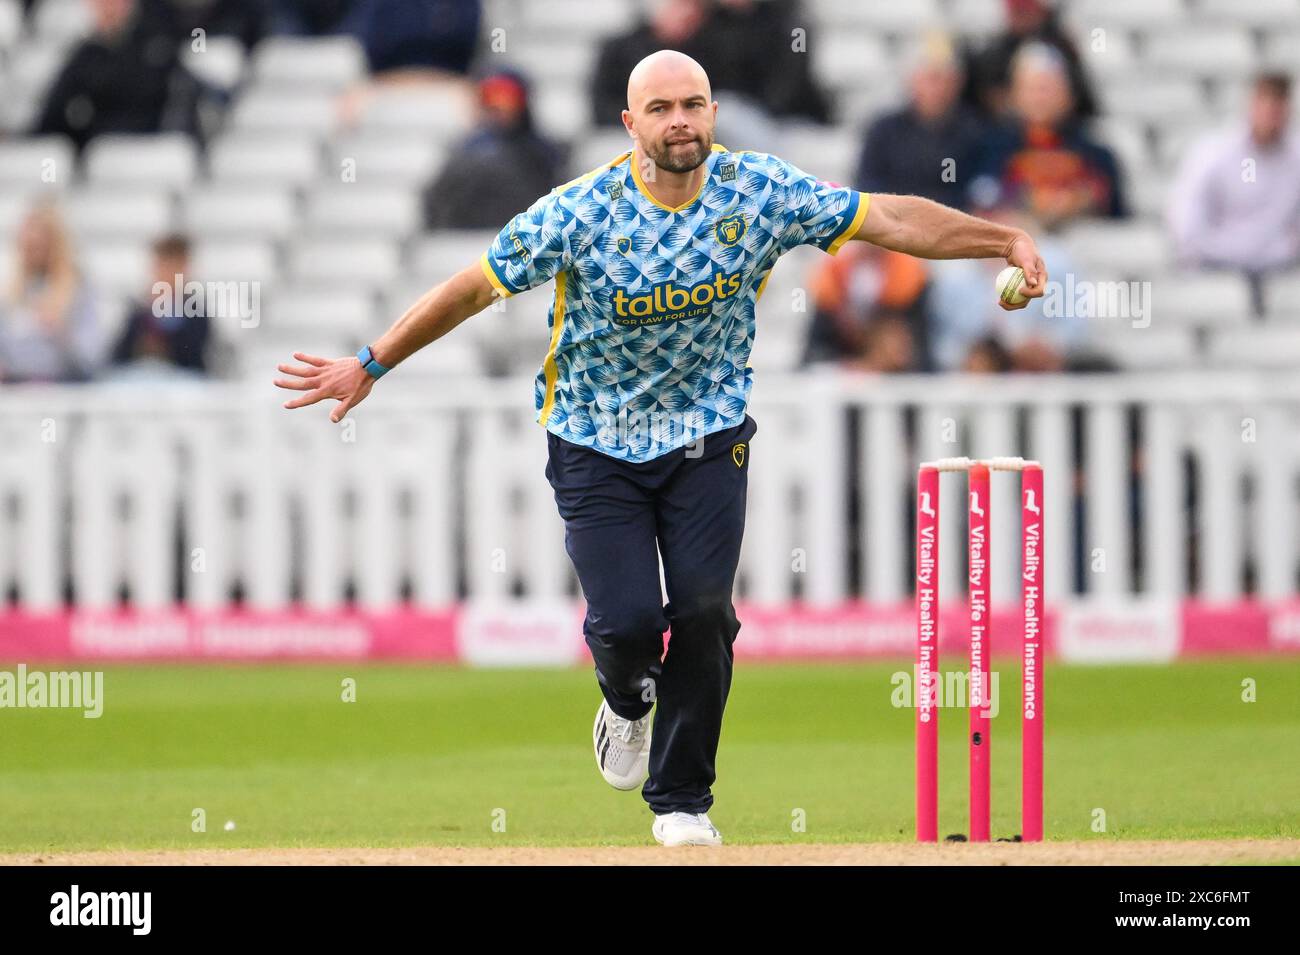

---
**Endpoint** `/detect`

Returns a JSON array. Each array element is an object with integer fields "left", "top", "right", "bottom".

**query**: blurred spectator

[
  {"left": 853, "top": 34, "right": 983, "bottom": 210},
  {"left": 1168, "top": 73, "right": 1300, "bottom": 293},
  {"left": 0, "top": 202, "right": 101, "bottom": 384},
  {"left": 710, "top": 0, "right": 831, "bottom": 124},
  {"left": 592, "top": 0, "right": 716, "bottom": 126},
  {"left": 109, "top": 234, "right": 211, "bottom": 375},
  {"left": 335, "top": 0, "right": 481, "bottom": 128},
  {"left": 961, "top": 335, "right": 1013, "bottom": 373},
  {"left": 422, "top": 70, "right": 567, "bottom": 229},
  {"left": 342, "top": 0, "right": 480, "bottom": 76},
  {"left": 268, "top": 0, "right": 355, "bottom": 35},
  {"left": 969, "top": 43, "right": 1125, "bottom": 226},
  {"left": 925, "top": 218, "right": 1087, "bottom": 372},
  {"left": 800, "top": 244, "right": 929, "bottom": 371},
  {"left": 591, "top": 0, "right": 831, "bottom": 128},
  {"left": 963, "top": 0, "right": 1097, "bottom": 121},
  {"left": 168, "top": 0, "right": 268, "bottom": 49},
  {"left": 32, "top": 0, "right": 194, "bottom": 152}
]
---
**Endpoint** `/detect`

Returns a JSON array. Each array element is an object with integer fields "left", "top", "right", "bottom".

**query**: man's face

[
  {"left": 911, "top": 63, "right": 961, "bottom": 121},
  {"left": 153, "top": 253, "right": 187, "bottom": 289},
  {"left": 90, "top": 0, "right": 134, "bottom": 35},
  {"left": 625, "top": 83, "right": 717, "bottom": 174},
  {"left": 1249, "top": 87, "right": 1289, "bottom": 145}
]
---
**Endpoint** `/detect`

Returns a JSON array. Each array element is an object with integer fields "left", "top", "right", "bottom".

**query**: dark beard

[{"left": 646, "top": 134, "right": 711, "bottom": 173}]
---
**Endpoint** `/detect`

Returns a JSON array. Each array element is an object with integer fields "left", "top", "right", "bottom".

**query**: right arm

[{"left": 275, "top": 261, "right": 500, "bottom": 422}]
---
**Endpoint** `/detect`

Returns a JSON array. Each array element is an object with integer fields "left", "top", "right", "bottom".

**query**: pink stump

[
  {"left": 967, "top": 464, "right": 991, "bottom": 843},
  {"left": 1021, "top": 464, "right": 1045, "bottom": 841},
  {"left": 915, "top": 466, "right": 940, "bottom": 842}
]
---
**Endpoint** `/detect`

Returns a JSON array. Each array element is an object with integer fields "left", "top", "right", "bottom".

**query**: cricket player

[{"left": 276, "top": 50, "right": 1047, "bottom": 847}]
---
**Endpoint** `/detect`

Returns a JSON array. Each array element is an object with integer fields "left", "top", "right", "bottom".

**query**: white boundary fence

[{"left": 1, "top": 370, "right": 1297, "bottom": 611}]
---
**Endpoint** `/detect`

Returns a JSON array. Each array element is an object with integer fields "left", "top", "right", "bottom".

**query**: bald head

[
  {"left": 626, "top": 50, "right": 711, "bottom": 113},
  {"left": 622, "top": 49, "right": 717, "bottom": 175}
]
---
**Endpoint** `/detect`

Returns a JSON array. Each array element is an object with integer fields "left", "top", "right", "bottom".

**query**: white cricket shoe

[
  {"left": 593, "top": 700, "right": 652, "bottom": 790},
  {"left": 652, "top": 812, "right": 723, "bottom": 847}
]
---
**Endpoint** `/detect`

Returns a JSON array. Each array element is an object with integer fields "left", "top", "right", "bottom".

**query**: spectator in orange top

[{"left": 800, "top": 243, "right": 930, "bottom": 372}]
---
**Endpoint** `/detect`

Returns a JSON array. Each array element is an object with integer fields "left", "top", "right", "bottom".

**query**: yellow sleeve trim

[
  {"left": 826, "top": 191, "right": 870, "bottom": 256},
  {"left": 479, "top": 251, "right": 515, "bottom": 299}
]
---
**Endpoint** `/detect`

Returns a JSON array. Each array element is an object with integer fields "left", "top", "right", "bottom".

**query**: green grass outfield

[{"left": 1, "top": 659, "right": 1297, "bottom": 851}]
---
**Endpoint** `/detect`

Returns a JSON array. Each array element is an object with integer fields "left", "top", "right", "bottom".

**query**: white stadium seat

[
  {"left": 1148, "top": 273, "right": 1253, "bottom": 328},
  {"left": 289, "top": 237, "right": 401, "bottom": 287},
  {"left": 407, "top": 231, "right": 496, "bottom": 279},
  {"left": 1065, "top": 0, "right": 1188, "bottom": 31},
  {"left": 229, "top": 89, "right": 339, "bottom": 136},
  {"left": 1208, "top": 327, "right": 1300, "bottom": 369},
  {"left": 0, "top": 192, "right": 33, "bottom": 238},
  {"left": 180, "top": 36, "right": 247, "bottom": 92},
  {"left": 1080, "top": 31, "right": 1137, "bottom": 82},
  {"left": 252, "top": 36, "right": 366, "bottom": 90},
  {"left": 1128, "top": 171, "right": 1174, "bottom": 219},
  {"left": 192, "top": 239, "right": 279, "bottom": 286},
  {"left": 812, "top": 34, "right": 894, "bottom": 93},
  {"left": 208, "top": 134, "right": 322, "bottom": 186},
  {"left": 302, "top": 184, "right": 422, "bottom": 239},
  {"left": 502, "top": 39, "right": 598, "bottom": 86},
  {"left": 530, "top": 82, "right": 591, "bottom": 142},
  {"left": 814, "top": 0, "right": 941, "bottom": 32},
  {"left": 1144, "top": 29, "right": 1256, "bottom": 78},
  {"left": 1100, "top": 77, "right": 1206, "bottom": 123},
  {"left": 1059, "top": 222, "right": 1173, "bottom": 278},
  {"left": 84, "top": 134, "right": 199, "bottom": 189},
  {"left": 1153, "top": 124, "right": 1208, "bottom": 173},
  {"left": 330, "top": 133, "right": 446, "bottom": 186},
  {"left": 1090, "top": 117, "right": 1150, "bottom": 179},
  {"left": 566, "top": 130, "right": 633, "bottom": 177},
  {"left": 780, "top": 126, "right": 860, "bottom": 188},
  {"left": 517, "top": 0, "right": 637, "bottom": 38},
  {"left": 4, "top": 41, "right": 72, "bottom": 130},
  {"left": 184, "top": 186, "right": 299, "bottom": 241},
  {"left": 1262, "top": 31, "right": 1300, "bottom": 70},
  {"left": 1085, "top": 324, "right": 1200, "bottom": 370},
  {"left": 81, "top": 240, "right": 152, "bottom": 298},
  {"left": 64, "top": 189, "right": 174, "bottom": 241},
  {"left": 0, "top": 0, "right": 21, "bottom": 51},
  {"left": 269, "top": 285, "right": 373, "bottom": 333},
  {"left": 358, "top": 87, "right": 475, "bottom": 137},
  {"left": 0, "top": 135, "right": 76, "bottom": 191},
  {"left": 32, "top": 0, "right": 91, "bottom": 44},
  {"left": 947, "top": 0, "right": 1006, "bottom": 37},
  {"left": 1198, "top": 0, "right": 1300, "bottom": 28},
  {"left": 1261, "top": 273, "right": 1300, "bottom": 322}
]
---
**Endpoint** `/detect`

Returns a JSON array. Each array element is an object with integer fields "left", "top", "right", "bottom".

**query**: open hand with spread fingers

[{"left": 274, "top": 351, "right": 375, "bottom": 424}]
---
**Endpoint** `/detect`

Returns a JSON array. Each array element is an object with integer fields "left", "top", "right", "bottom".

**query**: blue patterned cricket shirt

[{"left": 479, "top": 143, "right": 870, "bottom": 462}]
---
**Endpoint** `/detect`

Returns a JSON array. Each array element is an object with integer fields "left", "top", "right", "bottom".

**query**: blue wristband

[{"left": 357, "top": 345, "right": 389, "bottom": 379}]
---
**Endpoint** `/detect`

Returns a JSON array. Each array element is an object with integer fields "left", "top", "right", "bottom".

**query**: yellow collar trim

[{"left": 628, "top": 143, "right": 728, "bottom": 213}]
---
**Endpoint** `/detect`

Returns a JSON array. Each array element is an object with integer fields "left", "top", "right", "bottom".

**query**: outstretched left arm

[{"left": 852, "top": 193, "right": 1047, "bottom": 310}]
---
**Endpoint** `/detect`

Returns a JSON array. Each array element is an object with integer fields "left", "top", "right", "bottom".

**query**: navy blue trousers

[{"left": 545, "top": 414, "right": 757, "bottom": 815}]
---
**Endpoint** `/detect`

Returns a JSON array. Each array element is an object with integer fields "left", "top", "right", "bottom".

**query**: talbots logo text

[{"left": 613, "top": 272, "right": 743, "bottom": 325}]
